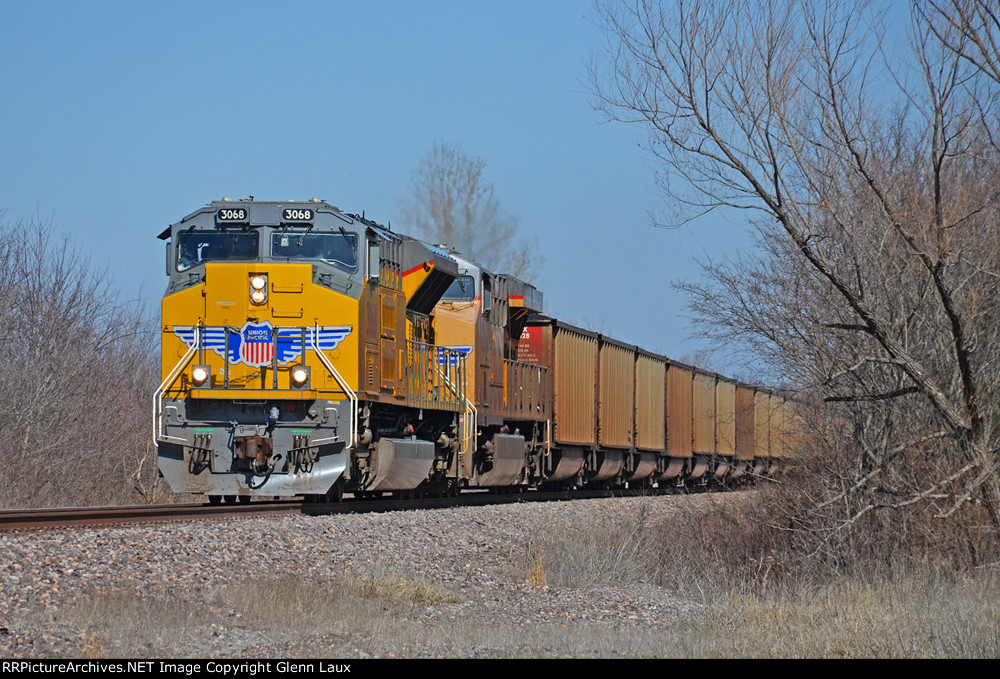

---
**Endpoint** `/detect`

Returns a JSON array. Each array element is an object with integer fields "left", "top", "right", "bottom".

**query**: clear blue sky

[{"left": 0, "top": 0, "right": 759, "bottom": 363}]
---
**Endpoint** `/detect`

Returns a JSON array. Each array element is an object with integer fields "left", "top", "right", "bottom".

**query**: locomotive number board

[
  {"left": 216, "top": 207, "right": 249, "bottom": 223},
  {"left": 281, "top": 208, "right": 314, "bottom": 223}
]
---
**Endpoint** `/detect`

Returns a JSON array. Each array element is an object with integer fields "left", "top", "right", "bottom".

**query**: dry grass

[
  {"left": 37, "top": 490, "right": 1000, "bottom": 658},
  {"left": 518, "top": 499, "right": 662, "bottom": 588},
  {"left": 43, "top": 572, "right": 461, "bottom": 657},
  {"left": 50, "top": 568, "right": 998, "bottom": 658},
  {"left": 688, "top": 571, "right": 1000, "bottom": 657},
  {"left": 76, "top": 629, "right": 106, "bottom": 659},
  {"left": 35, "top": 592, "right": 209, "bottom": 657},
  {"left": 526, "top": 542, "right": 548, "bottom": 587},
  {"left": 205, "top": 571, "right": 462, "bottom": 639},
  {"left": 505, "top": 490, "right": 1000, "bottom": 657},
  {"left": 346, "top": 574, "right": 463, "bottom": 607}
]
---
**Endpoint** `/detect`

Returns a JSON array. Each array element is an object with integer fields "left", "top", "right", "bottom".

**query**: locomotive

[{"left": 155, "top": 199, "right": 796, "bottom": 503}]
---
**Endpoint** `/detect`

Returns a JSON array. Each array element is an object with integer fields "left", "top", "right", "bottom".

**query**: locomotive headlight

[
  {"left": 291, "top": 366, "right": 310, "bottom": 388},
  {"left": 249, "top": 274, "right": 268, "bottom": 305},
  {"left": 191, "top": 365, "right": 211, "bottom": 387}
]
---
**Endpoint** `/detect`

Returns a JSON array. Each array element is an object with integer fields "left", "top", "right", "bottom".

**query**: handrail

[
  {"left": 463, "top": 400, "right": 477, "bottom": 458},
  {"left": 434, "top": 360, "right": 474, "bottom": 455},
  {"left": 154, "top": 326, "right": 199, "bottom": 446},
  {"left": 312, "top": 323, "right": 358, "bottom": 448},
  {"left": 430, "top": 349, "right": 475, "bottom": 457}
]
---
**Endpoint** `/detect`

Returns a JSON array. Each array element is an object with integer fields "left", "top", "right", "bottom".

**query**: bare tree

[
  {"left": 402, "top": 141, "right": 542, "bottom": 281},
  {"left": 0, "top": 214, "right": 163, "bottom": 507},
  {"left": 922, "top": 0, "right": 1000, "bottom": 86},
  {"left": 592, "top": 0, "right": 1000, "bottom": 530}
]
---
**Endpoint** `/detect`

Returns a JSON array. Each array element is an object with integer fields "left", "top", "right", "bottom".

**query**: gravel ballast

[{"left": 0, "top": 493, "right": 747, "bottom": 658}]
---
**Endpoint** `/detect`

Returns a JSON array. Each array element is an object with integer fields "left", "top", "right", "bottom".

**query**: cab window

[
  {"left": 177, "top": 232, "right": 258, "bottom": 272},
  {"left": 271, "top": 232, "right": 358, "bottom": 272},
  {"left": 441, "top": 275, "right": 476, "bottom": 301}
]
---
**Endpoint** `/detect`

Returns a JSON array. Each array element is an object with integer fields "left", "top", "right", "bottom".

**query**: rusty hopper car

[{"left": 515, "top": 318, "right": 791, "bottom": 489}]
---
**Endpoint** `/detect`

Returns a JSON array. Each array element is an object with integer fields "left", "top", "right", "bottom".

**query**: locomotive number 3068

[
  {"left": 217, "top": 208, "right": 248, "bottom": 221},
  {"left": 283, "top": 208, "right": 313, "bottom": 221}
]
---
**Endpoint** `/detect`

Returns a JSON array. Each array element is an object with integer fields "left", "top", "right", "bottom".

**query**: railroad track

[
  {"left": 0, "top": 484, "right": 726, "bottom": 531},
  {"left": 0, "top": 500, "right": 305, "bottom": 531}
]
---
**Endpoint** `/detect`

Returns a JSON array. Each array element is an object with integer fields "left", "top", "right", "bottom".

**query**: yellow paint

[
  {"left": 401, "top": 260, "right": 433, "bottom": 302},
  {"left": 161, "top": 262, "right": 360, "bottom": 397},
  {"left": 434, "top": 300, "right": 479, "bottom": 401},
  {"left": 189, "top": 389, "right": 318, "bottom": 400}
]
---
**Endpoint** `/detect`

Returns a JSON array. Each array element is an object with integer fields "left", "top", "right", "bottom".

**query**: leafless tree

[
  {"left": 402, "top": 141, "right": 542, "bottom": 281},
  {"left": 0, "top": 214, "right": 163, "bottom": 507},
  {"left": 922, "top": 0, "right": 1000, "bottom": 86},
  {"left": 592, "top": 0, "right": 1000, "bottom": 531}
]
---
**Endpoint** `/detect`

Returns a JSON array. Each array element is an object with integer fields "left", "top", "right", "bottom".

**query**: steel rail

[{"left": 0, "top": 500, "right": 304, "bottom": 531}]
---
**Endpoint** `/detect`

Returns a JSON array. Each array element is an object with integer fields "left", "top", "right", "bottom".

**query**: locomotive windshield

[
  {"left": 271, "top": 232, "right": 358, "bottom": 271},
  {"left": 441, "top": 275, "right": 476, "bottom": 301},
  {"left": 177, "top": 232, "right": 259, "bottom": 272}
]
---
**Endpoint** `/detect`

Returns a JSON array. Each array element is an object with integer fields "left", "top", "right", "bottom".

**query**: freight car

[{"left": 154, "top": 199, "right": 799, "bottom": 502}]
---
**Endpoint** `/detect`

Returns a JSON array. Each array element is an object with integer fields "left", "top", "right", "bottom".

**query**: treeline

[
  {"left": 593, "top": 0, "right": 1000, "bottom": 573},
  {"left": 0, "top": 215, "right": 163, "bottom": 507}
]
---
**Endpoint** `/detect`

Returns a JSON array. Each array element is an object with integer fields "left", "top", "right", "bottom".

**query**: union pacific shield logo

[
  {"left": 172, "top": 322, "right": 352, "bottom": 367},
  {"left": 239, "top": 322, "right": 275, "bottom": 367}
]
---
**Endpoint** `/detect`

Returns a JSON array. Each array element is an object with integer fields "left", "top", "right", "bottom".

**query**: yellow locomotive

[{"left": 155, "top": 198, "right": 798, "bottom": 503}]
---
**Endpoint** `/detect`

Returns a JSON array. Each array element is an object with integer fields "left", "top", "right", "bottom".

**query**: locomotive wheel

[
  {"left": 238, "top": 495, "right": 251, "bottom": 504},
  {"left": 224, "top": 495, "right": 237, "bottom": 505},
  {"left": 208, "top": 495, "right": 222, "bottom": 506}
]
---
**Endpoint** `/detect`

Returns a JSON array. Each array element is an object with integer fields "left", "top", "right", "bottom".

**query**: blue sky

[{"left": 1, "top": 1, "right": 759, "bottom": 363}]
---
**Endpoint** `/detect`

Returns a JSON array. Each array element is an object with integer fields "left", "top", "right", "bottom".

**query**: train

[{"left": 154, "top": 198, "right": 800, "bottom": 503}]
